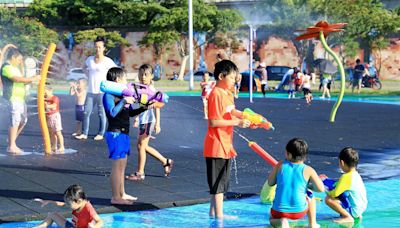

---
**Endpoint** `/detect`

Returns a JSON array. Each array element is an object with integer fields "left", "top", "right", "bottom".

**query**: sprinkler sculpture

[{"left": 296, "top": 21, "right": 347, "bottom": 122}]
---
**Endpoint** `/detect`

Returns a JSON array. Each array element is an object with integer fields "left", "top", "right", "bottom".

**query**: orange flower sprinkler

[{"left": 296, "top": 21, "right": 347, "bottom": 122}]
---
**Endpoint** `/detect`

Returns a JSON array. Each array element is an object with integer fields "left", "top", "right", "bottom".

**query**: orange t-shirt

[{"left": 203, "top": 86, "right": 237, "bottom": 159}]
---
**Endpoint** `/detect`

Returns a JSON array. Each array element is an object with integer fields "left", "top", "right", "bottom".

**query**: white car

[{"left": 66, "top": 68, "right": 87, "bottom": 81}]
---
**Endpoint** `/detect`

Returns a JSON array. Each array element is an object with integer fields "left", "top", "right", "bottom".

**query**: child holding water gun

[
  {"left": 268, "top": 138, "right": 324, "bottom": 228},
  {"left": 200, "top": 72, "right": 215, "bottom": 119},
  {"left": 126, "top": 64, "right": 173, "bottom": 181},
  {"left": 203, "top": 60, "right": 252, "bottom": 220},
  {"left": 69, "top": 78, "right": 87, "bottom": 136},
  {"left": 103, "top": 67, "right": 147, "bottom": 205},
  {"left": 323, "top": 147, "right": 367, "bottom": 223},
  {"left": 34, "top": 184, "right": 103, "bottom": 228}
]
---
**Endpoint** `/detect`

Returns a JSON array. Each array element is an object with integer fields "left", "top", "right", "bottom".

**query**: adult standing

[
  {"left": 75, "top": 37, "right": 116, "bottom": 140},
  {"left": 352, "top": 59, "right": 365, "bottom": 94},
  {"left": 1, "top": 48, "right": 41, "bottom": 153}
]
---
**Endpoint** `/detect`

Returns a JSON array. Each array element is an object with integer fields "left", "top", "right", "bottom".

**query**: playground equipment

[{"left": 296, "top": 21, "right": 347, "bottom": 122}]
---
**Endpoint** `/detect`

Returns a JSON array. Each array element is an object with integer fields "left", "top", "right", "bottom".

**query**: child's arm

[
  {"left": 267, "top": 161, "right": 282, "bottom": 186},
  {"left": 90, "top": 214, "right": 103, "bottom": 228},
  {"left": 209, "top": 118, "right": 250, "bottom": 128},
  {"left": 34, "top": 198, "right": 65, "bottom": 207},
  {"left": 154, "top": 107, "right": 161, "bottom": 134},
  {"left": 103, "top": 94, "right": 133, "bottom": 117},
  {"left": 306, "top": 167, "right": 325, "bottom": 192},
  {"left": 327, "top": 174, "right": 351, "bottom": 197}
]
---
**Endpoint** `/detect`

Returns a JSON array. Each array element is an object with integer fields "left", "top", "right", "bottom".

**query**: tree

[
  {"left": 311, "top": 0, "right": 400, "bottom": 72},
  {"left": 26, "top": 0, "right": 165, "bottom": 27},
  {"left": 140, "top": 0, "right": 243, "bottom": 79},
  {"left": 0, "top": 7, "right": 59, "bottom": 58},
  {"left": 73, "top": 28, "right": 129, "bottom": 56}
]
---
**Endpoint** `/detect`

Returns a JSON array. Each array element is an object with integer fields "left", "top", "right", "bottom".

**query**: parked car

[
  {"left": 183, "top": 70, "right": 214, "bottom": 81},
  {"left": 66, "top": 68, "right": 87, "bottom": 81},
  {"left": 266, "top": 66, "right": 291, "bottom": 81}
]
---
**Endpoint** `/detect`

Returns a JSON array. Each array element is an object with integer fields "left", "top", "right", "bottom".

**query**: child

[
  {"left": 200, "top": 72, "right": 216, "bottom": 119},
  {"left": 69, "top": 78, "right": 87, "bottom": 136},
  {"left": 44, "top": 83, "right": 65, "bottom": 153},
  {"left": 300, "top": 71, "right": 313, "bottom": 104},
  {"left": 103, "top": 67, "right": 147, "bottom": 205},
  {"left": 126, "top": 64, "right": 173, "bottom": 181},
  {"left": 34, "top": 184, "right": 103, "bottom": 228},
  {"left": 324, "top": 147, "right": 368, "bottom": 223},
  {"left": 268, "top": 138, "right": 324, "bottom": 228},
  {"left": 234, "top": 73, "right": 242, "bottom": 99},
  {"left": 203, "top": 60, "right": 251, "bottom": 219}
]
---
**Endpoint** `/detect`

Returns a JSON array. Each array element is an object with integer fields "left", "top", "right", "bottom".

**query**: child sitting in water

[
  {"left": 323, "top": 147, "right": 368, "bottom": 223},
  {"left": 268, "top": 138, "right": 324, "bottom": 228},
  {"left": 34, "top": 184, "right": 103, "bottom": 228}
]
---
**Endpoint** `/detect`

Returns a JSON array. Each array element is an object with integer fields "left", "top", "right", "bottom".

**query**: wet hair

[
  {"left": 94, "top": 36, "right": 106, "bottom": 44},
  {"left": 138, "top": 64, "right": 153, "bottom": 79},
  {"left": 339, "top": 147, "right": 359, "bottom": 168},
  {"left": 6, "top": 48, "right": 22, "bottom": 60},
  {"left": 63, "top": 184, "right": 87, "bottom": 204},
  {"left": 286, "top": 138, "right": 308, "bottom": 162},
  {"left": 106, "top": 67, "right": 126, "bottom": 82},
  {"left": 213, "top": 60, "right": 238, "bottom": 81},
  {"left": 356, "top": 59, "right": 361, "bottom": 64}
]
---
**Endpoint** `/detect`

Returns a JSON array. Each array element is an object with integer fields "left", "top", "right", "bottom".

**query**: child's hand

[
  {"left": 124, "top": 96, "right": 135, "bottom": 104},
  {"left": 33, "top": 198, "right": 49, "bottom": 207},
  {"left": 238, "top": 119, "right": 251, "bottom": 128},
  {"left": 319, "top": 174, "right": 328, "bottom": 180},
  {"left": 133, "top": 119, "right": 139, "bottom": 128},
  {"left": 154, "top": 123, "right": 161, "bottom": 134}
]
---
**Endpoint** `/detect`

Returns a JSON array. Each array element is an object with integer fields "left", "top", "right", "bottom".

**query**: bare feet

[
  {"left": 122, "top": 194, "right": 138, "bottom": 201},
  {"left": 7, "top": 146, "right": 24, "bottom": 154},
  {"left": 111, "top": 198, "right": 134, "bottom": 205},
  {"left": 310, "top": 222, "right": 321, "bottom": 228},
  {"left": 58, "top": 147, "right": 65, "bottom": 154},
  {"left": 333, "top": 216, "right": 354, "bottom": 224}
]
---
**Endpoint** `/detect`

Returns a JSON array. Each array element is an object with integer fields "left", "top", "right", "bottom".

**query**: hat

[{"left": 259, "top": 62, "right": 266, "bottom": 68}]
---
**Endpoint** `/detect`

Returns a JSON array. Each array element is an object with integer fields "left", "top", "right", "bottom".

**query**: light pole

[
  {"left": 188, "top": 0, "right": 194, "bottom": 90},
  {"left": 249, "top": 25, "right": 255, "bottom": 103}
]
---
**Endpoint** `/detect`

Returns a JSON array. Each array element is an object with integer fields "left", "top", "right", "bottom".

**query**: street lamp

[{"left": 188, "top": 0, "right": 194, "bottom": 90}]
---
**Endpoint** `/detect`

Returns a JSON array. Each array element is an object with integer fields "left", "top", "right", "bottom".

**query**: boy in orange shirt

[{"left": 203, "top": 60, "right": 251, "bottom": 220}]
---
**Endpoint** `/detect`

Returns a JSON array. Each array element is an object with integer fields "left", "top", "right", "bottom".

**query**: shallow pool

[{"left": 2, "top": 178, "right": 399, "bottom": 227}]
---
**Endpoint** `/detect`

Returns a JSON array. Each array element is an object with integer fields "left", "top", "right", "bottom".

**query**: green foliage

[
  {"left": 74, "top": 28, "right": 129, "bottom": 52},
  {"left": 26, "top": 0, "right": 168, "bottom": 27},
  {"left": 310, "top": 0, "right": 400, "bottom": 59},
  {"left": 0, "top": 7, "right": 59, "bottom": 57},
  {"left": 138, "top": 0, "right": 243, "bottom": 58}
]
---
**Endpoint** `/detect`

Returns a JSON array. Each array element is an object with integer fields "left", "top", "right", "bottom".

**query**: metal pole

[
  {"left": 188, "top": 0, "right": 194, "bottom": 90},
  {"left": 249, "top": 25, "right": 254, "bottom": 103}
]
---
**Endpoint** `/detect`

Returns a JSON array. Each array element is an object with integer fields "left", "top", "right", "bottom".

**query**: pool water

[{"left": 2, "top": 178, "right": 399, "bottom": 227}]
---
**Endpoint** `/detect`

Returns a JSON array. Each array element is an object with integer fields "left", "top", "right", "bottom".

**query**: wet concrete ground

[{"left": 0, "top": 94, "right": 399, "bottom": 222}]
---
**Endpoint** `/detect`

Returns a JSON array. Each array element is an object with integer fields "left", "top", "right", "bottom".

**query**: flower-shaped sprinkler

[{"left": 297, "top": 21, "right": 347, "bottom": 122}]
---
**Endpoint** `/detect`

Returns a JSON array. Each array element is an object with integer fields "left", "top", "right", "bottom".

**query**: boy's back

[{"left": 273, "top": 161, "right": 308, "bottom": 213}]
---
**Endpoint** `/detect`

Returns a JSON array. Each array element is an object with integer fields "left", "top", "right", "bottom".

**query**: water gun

[
  {"left": 100, "top": 80, "right": 169, "bottom": 108},
  {"left": 242, "top": 108, "right": 274, "bottom": 130},
  {"left": 320, "top": 176, "right": 351, "bottom": 210}
]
